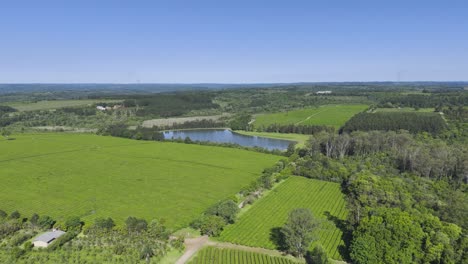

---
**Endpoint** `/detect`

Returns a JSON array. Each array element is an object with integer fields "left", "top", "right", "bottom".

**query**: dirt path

[
  {"left": 175, "top": 237, "right": 305, "bottom": 264},
  {"left": 175, "top": 236, "right": 209, "bottom": 264}
]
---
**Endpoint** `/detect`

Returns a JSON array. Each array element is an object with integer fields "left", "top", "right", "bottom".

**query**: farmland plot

[
  {"left": 0, "top": 133, "right": 280, "bottom": 228},
  {"left": 188, "top": 247, "right": 302, "bottom": 264},
  {"left": 220, "top": 177, "right": 347, "bottom": 260},
  {"left": 254, "top": 104, "right": 368, "bottom": 129}
]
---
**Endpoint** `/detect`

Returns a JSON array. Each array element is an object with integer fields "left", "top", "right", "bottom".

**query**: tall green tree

[{"left": 281, "top": 208, "right": 320, "bottom": 257}]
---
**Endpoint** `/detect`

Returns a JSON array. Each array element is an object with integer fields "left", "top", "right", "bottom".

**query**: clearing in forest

[
  {"left": 254, "top": 104, "right": 368, "bottom": 129},
  {"left": 219, "top": 177, "right": 348, "bottom": 260},
  {"left": 0, "top": 133, "right": 280, "bottom": 228}
]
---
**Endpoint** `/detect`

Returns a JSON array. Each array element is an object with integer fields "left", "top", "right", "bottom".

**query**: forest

[
  {"left": 292, "top": 130, "right": 467, "bottom": 263},
  {"left": 341, "top": 112, "right": 447, "bottom": 134}
]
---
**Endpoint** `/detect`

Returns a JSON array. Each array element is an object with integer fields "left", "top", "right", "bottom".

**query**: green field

[
  {"left": 220, "top": 177, "right": 347, "bottom": 260},
  {"left": 0, "top": 133, "right": 280, "bottom": 228},
  {"left": 254, "top": 104, "right": 368, "bottom": 129},
  {"left": 5, "top": 99, "right": 121, "bottom": 111},
  {"left": 234, "top": 131, "right": 311, "bottom": 148},
  {"left": 188, "top": 247, "right": 302, "bottom": 264}
]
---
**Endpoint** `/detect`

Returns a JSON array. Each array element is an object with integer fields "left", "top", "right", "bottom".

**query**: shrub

[
  {"left": 199, "top": 215, "right": 226, "bottom": 237},
  {"left": 9, "top": 210, "right": 20, "bottom": 219}
]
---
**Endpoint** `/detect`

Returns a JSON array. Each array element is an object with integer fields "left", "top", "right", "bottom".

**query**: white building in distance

[{"left": 316, "top": 91, "right": 332, "bottom": 95}]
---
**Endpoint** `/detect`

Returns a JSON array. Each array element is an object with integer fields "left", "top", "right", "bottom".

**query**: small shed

[{"left": 32, "top": 230, "right": 66, "bottom": 248}]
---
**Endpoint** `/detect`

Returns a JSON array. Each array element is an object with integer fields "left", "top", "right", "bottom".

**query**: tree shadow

[
  {"left": 323, "top": 211, "right": 351, "bottom": 261},
  {"left": 269, "top": 227, "right": 288, "bottom": 251}
]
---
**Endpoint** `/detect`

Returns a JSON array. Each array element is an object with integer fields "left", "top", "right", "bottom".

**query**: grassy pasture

[
  {"left": 0, "top": 133, "right": 280, "bottom": 228},
  {"left": 219, "top": 177, "right": 347, "bottom": 260},
  {"left": 188, "top": 247, "right": 302, "bottom": 264},
  {"left": 5, "top": 99, "right": 121, "bottom": 111},
  {"left": 254, "top": 104, "right": 368, "bottom": 129}
]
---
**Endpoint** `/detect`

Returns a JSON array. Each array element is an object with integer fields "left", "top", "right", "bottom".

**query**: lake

[{"left": 163, "top": 129, "right": 293, "bottom": 151}]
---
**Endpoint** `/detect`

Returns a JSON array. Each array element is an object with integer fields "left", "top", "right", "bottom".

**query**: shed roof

[{"left": 33, "top": 230, "right": 66, "bottom": 243}]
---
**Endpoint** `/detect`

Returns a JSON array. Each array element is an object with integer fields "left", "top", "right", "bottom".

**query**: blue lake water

[{"left": 163, "top": 129, "right": 293, "bottom": 151}]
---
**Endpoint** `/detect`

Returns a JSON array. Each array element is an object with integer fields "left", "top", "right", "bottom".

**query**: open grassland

[
  {"left": 220, "top": 177, "right": 347, "bottom": 260},
  {"left": 0, "top": 133, "right": 280, "bottom": 228},
  {"left": 188, "top": 247, "right": 302, "bottom": 264},
  {"left": 234, "top": 131, "right": 310, "bottom": 148},
  {"left": 5, "top": 99, "right": 121, "bottom": 111},
  {"left": 254, "top": 104, "right": 368, "bottom": 129}
]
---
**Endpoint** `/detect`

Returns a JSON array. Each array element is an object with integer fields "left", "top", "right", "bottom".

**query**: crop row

[
  {"left": 219, "top": 177, "right": 347, "bottom": 260},
  {"left": 188, "top": 247, "right": 301, "bottom": 264}
]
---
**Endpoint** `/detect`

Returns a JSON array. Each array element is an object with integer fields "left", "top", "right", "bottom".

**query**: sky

[{"left": 0, "top": 0, "right": 467, "bottom": 83}]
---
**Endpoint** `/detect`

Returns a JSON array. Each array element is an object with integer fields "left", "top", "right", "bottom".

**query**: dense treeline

[
  {"left": 123, "top": 93, "right": 219, "bottom": 117},
  {"left": 228, "top": 114, "right": 252, "bottom": 130},
  {"left": 442, "top": 106, "right": 468, "bottom": 122},
  {"left": 298, "top": 131, "right": 467, "bottom": 183},
  {"left": 0, "top": 105, "right": 17, "bottom": 116},
  {"left": 59, "top": 106, "right": 96, "bottom": 116},
  {"left": 98, "top": 124, "right": 164, "bottom": 141},
  {"left": 377, "top": 93, "right": 468, "bottom": 108},
  {"left": 258, "top": 124, "right": 335, "bottom": 135},
  {"left": 342, "top": 112, "right": 447, "bottom": 134},
  {"left": 291, "top": 130, "right": 467, "bottom": 263}
]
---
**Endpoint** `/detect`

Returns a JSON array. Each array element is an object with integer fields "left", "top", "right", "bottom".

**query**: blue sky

[{"left": 1, "top": 0, "right": 467, "bottom": 83}]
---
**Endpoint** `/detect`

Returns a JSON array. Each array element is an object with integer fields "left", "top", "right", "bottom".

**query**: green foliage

[
  {"left": 377, "top": 93, "right": 467, "bottom": 109},
  {"left": 342, "top": 112, "right": 447, "bottom": 134},
  {"left": 281, "top": 208, "right": 319, "bottom": 257},
  {"left": 205, "top": 200, "right": 240, "bottom": 224},
  {"left": 307, "top": 245, "right": 330, "bottom": 264},
  {"left": 9, "top": 232, "right": 34, "bottom": 246},
  {"left": 11, "top": 247, "right": 25, "bottom": 260},
  {"left": 0, "top": 133, "right": 280, "bottom": 228},
  {"left": 123, "top": 92, "right": 219, "bottom": 117},
  {"left": 23, "top": 241, "right": 33, "bottom": 251},
  {"left": 47, "top": 231, "right": 77, "bottom": 251},
  {"left": 64, "top": 216, "right": 82, "bottom": 231},
  {"left": 260, "top": 124, "right": 335, "bottom": 135},
  {"left": 0, "top": 105, "right": 17, "bottom": 115},
  {"left": 148, "top": 219, "right": 170, "bottom": 239},
  {"left": 125, "top": 216, "right": 148, "bottom": 233},
  {"left": 351, "top": 208, "right": 426, "bottom": 263},
  {"left": 37, "top": 215, "right": 55, "bottom": 229},
  {"left": 198, "top": 215, "right": 226, "bottom": 237},
  {"left": 0, "top": 210, "right": 7, "bottom": 219},
  {"left": 188, "top": 246, "right": 302, "bottom": 264},
  {"left": 99, "top": 124, "right": 165, "bottom": 141},
  {"left": 9, "top": 210, "right": 20, "bottom": 219},
  {"left": 93, "top": 217, "right": 115, "bottom": 230},
  {"left": 220, "top": 177, "right": 347, "bottom": 260},
  {"left": 229, "top": 114, "right": 252, "bottom": 130},
  {"left": 29, "top": 213, "right": 39, "bottom": 225},
  {"left": 297, "top": 130, "right": 467, "bottom": 184},
  {"left": 140, "top": 244, "right": 154, "bottom": 263},
  {"left": 332, "top": 156, "right": 467, "bottom": 263}
]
